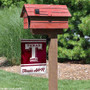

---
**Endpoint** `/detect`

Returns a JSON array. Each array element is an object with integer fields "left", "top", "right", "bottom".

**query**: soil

[{"left": 0, "top": 57, "right": 90, "bottom": 80}]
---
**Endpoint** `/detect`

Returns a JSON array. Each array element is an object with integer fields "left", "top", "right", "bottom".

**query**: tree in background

[
  {"left": 57, "top": 0, "right": 90, "bottom": 62},
  {"left": 78, "top": 15, "right": 90, "bottom": 63}
]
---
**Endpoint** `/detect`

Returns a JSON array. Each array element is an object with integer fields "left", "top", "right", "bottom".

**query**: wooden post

[{"left": 48, "top": 34, "right": 58, "bottom": 90}]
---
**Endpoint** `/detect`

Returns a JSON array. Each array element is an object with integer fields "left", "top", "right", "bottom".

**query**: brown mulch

[{"left": 0, "top": 57, "right": 90, "bottom": 80}]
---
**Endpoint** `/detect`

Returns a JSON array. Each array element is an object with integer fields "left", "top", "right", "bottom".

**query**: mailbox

[
  {"left": 20, "top": 4, "right": 71, "bottom": 89},
  {"left": 20, "top": 4, "right": 71, "bottom": 35}
]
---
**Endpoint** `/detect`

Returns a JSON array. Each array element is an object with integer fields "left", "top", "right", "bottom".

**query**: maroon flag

[{"left": 21, "top": 39, "right": 46, "bottom": 74}]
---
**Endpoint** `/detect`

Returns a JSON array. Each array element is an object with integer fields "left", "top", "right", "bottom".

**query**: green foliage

[
  {"left": 78, "top": 15, "right": 90, "bottom": 36},
  {"left": 0, "top": 0, "right": 13, "bottom": 7},
  {"left": 58, "top": 32, "right": 87, "bottom": 60},
  {"left": 27, "top": 0, "right": 36, "bottom": 4},
  {"left": 0, "top": 0, "right": 26, "bottom": 8},
  {"left": 0, "top": 8, "right": 34, "bottom": 65},
  {"left": 57, "top": 0, "right": 90, "bottom": 62},
  {"left": 78, "top": 15, "right": 90, "bottom": 63}
]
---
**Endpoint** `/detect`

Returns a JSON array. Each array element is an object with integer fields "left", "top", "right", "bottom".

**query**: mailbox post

[
  {"left": 21, "top": 4, "right": 71, "bottom": 90},
  {"left": 48, "top": 34, "right": 58, "bottom": 90}
]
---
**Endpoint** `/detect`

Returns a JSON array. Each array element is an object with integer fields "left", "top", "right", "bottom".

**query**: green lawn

[{"left": 0, "top": 70, "right": 90, "bottom": 90}]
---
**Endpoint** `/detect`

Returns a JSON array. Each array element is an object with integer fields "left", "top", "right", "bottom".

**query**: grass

[{"left": 0, "top": 70, "right": 90, "bottom": 90}]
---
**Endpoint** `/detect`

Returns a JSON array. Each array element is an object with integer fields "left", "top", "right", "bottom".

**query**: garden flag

[{"left": 21, "top": 39, "right": 46, "bottom": 74}]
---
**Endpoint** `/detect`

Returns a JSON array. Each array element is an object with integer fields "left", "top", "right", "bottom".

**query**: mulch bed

[{"left": 0, "top": 57, "right": 90, "bottom": 80}]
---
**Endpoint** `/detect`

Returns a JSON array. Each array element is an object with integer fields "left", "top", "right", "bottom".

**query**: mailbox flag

[{"left": 21, "top": 39, "right": 46, "bottom": 74}]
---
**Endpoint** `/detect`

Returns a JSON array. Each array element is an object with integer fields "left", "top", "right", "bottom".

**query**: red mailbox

[{"left": 20, "top": 4, "right": 71, "bottom": 35}]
